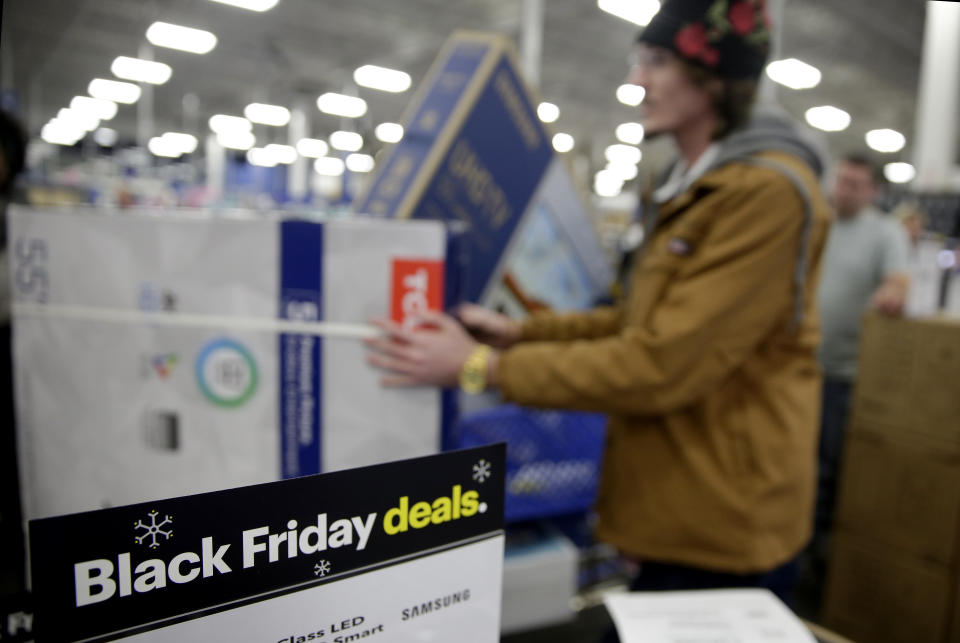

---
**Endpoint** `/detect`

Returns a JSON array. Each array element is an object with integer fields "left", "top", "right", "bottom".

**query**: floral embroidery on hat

[
  {"left": 729, "top": 1, "right": 755, "bottom": 35},
  {"left": 675, "top": 23, "right": 709, "bottom": 58},
  {"left": 673, "top": 0, "right": 770, "bottom": 68},
  {"left": 701, "top": 47, "right": 720, "bottom": 67}
]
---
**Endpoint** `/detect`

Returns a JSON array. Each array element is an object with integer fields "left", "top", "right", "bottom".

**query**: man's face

[
  {"left": 626, "top": 45, "right": 716, "bottom": 138},
  {"left": 831, "top": 162, "right": 876, "bottom": 218},
  {"left": 902, "top": 215, "right": 924, "bottom": 244}
]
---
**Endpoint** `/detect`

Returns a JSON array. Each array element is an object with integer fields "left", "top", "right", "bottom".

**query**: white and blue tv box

[
  {"left": 354, "top": 31, "right": 612, "bottom": 312},
  {"left": 9, "top": 206, "right": 460, "bottom": 520}
]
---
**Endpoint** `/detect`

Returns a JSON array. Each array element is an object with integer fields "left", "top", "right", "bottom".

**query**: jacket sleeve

[
  {"left": 520, "top": 306, "right": 623, "bottom": 342},
  {"left": 498, "top": 178, "right": 804, "bottom": 415}
]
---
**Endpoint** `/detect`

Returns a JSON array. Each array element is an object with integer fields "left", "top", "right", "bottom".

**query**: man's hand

[
  {"left": 456, "top": 304, "right": 523, "bottom": 350},
  {"left": 365, "top": 311, "right": 482, "bottom": 388},
  {"left": 870, "top": 274, "right": 909, "bottom": 316}
]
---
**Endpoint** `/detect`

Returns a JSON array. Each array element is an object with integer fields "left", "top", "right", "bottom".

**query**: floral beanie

[{"left": 636, "top": 0, "right": 772, "bottom": 79}]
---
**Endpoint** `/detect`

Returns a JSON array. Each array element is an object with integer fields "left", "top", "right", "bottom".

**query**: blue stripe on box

[
  {"left": 441, "top": 225, "right": 468, "bottom": 451},
  {"left": 279, "top": 220, "right": 324, "bottom": 477}
]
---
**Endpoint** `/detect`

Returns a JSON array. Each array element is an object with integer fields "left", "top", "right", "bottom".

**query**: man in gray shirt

[
  {"left": 818, "top": 159, "right": 910, "bottom": 376},
  {"left": 810, "top": 155, "right": 909, "bottom": 592}
]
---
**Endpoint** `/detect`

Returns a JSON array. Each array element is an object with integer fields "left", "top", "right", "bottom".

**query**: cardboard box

[
  {"left": 852, "top": 314, "right": 960, "bottom": 453},
  {"left": 835, "top": 431, "right": 960, "bottom": 566},
  {"left": 823, "top": 534, "right": 953, "bottom": 643},
  {"left": 9, "top": 207, "right": 458, "bottom": 520},
  {"left": 354, "top": 31, "right": 612, "bottom": 309},
  {"left": 950, "top": 573, "right": 960, "bottom": 643}
]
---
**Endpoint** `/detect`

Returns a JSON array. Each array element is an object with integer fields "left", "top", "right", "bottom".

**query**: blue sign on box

[{"left": 355, "top": 33, "right": 555, "bottom": 304}]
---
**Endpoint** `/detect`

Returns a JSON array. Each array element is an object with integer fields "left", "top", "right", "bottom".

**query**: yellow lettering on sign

[{"left": 382, "top": 486, "right": 485, "bottom": 535}]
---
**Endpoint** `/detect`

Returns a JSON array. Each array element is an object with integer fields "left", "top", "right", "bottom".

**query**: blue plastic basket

[{"left": 454, "top": 405, "right": 607, "bottom": 523}]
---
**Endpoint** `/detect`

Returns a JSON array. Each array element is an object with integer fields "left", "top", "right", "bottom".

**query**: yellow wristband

[{"left": 459, "top": 344, "right": 492, "bottom": 394}]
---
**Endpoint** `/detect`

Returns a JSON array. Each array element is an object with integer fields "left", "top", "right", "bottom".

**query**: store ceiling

[{"left": 0, "top": 0, "right": 932, "bottom": 172}]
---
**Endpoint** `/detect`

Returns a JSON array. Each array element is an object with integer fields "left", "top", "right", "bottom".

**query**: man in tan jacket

[{"left": 368, "top": 0, "right": 832, "bottom": 600}]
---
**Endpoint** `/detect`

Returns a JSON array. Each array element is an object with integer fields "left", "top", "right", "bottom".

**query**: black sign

[{"left": 29, "top": 445, "right": 505, "bottom": 642}]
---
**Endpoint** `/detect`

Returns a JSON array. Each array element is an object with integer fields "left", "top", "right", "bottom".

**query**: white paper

[
  {"left": 905, "top": 238, "right": 946, "bottom": 318},
  {"left": 604, "top": 589, "right": 817, "bottom": 643}
]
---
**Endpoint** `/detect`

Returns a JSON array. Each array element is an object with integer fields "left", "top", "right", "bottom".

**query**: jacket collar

[
  {"left": 650, "top": 150, "right": 798, "bottom": 224},
  {"left": 651, "top": 163, "right": 729, "bottom": 225},
  {"left": 652, "top": 144, "right": 722, "bottom": 204}
]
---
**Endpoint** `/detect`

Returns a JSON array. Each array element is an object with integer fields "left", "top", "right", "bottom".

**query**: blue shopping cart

[{"left": 455, "top": 405, "right": 607, "bottom": 523}]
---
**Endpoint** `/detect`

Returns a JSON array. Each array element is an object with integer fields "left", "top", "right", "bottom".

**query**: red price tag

[{"left": 391, "top": 259, "right": 445, "bottom": 328}]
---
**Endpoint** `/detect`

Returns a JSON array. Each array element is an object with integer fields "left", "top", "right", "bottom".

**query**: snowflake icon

[
  {"left": 472, "top": 459, "right": 492, "bottom": 483},
  {"left": 314, "top": 560, "right": 332, "bottom": 577},
  {"left": 134, "top": 510, "right": 174, "bottom": 549}
]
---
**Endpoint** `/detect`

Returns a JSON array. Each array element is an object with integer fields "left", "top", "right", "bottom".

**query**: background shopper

[{"left": 807, "top": 154, "right": 910, "bottom": 604}]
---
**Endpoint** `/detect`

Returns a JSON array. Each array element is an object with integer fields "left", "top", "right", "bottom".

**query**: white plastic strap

[{"left": 12, "top": 302, "right": 378, "bottom": 339}]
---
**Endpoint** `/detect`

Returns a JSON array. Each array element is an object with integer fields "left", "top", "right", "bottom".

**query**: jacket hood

[{"left": 711, "top": 103, "right": 827, "bottom": 178}]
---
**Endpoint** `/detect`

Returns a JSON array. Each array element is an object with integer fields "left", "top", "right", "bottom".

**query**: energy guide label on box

[{"left": 29, "top": 445, "right": 506, "bottom": 643}]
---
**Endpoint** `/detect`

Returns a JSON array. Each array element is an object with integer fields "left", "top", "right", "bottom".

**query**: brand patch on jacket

[{"left": 667, "top": 238, "right": 693, "bottom": 255}]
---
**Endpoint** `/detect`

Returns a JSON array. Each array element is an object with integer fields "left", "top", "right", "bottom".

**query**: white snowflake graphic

[
  {"left": 314, "top": 560, "right": 332, "bottom": 577},
  {"left": 134, "top": 510, "right": 174, "bottom": 549},
  {"left": 472, "top": 459, "right": 492, "bottom": 483}
]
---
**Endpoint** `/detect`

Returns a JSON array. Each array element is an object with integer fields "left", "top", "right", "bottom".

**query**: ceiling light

[
  {"left": 209, "top": 114, "right": 252, "bottom": 134},
  {"left": 346, "top": 153, "right": 375, "bottom": 173},
  {"left": 353, "top": 65, "right": 412, "bottom": 93},
  {"left": 296, "top": 138, "right": 329, "bottom": 158},
  {"left": 552, "top": 133, "right": 574, "bottom": 153},
  {"left": 244, "top": 103, "right": 291, "bottom": 126},
  {"left": 93, "top": 127, "right": 118, "bottom": 147},
  {"left": 247, "top": 147, "right": 278, "bottom": 167},
  {"left": 217, "top": 130, "right": 256, "bottom": 151},
  {"left": 330, "top": 130, "right": 363, "bottom": 152},
  {"left": 617, "top": 84, "right": 645, "bottom": 106},
  {"left": 70, "top": 96, "right": 117, "bottom": 121},
  {"left": 594, "top": 169, "right": 624, "bottom": 197},
  {"left": 805, "top": 106, "right": 851, "bottom": 132},
  {"left": 57, "top": 108, "right": 99, "bottom": 132},
  {"left": 598, "top": 0, "right": 661, "bottom": 26},
  {"left": 146, "top": 22, "right": 217, "bottom": 54},
  {"left": 41, "top": 120, "right": 84, "bottom": 146},
  {"left": 884, "top": 162, "right": 916, "bottom": 184},
  {"left": 375, "top": 122, "right": 404, "bottom": 143},
  {"left": 208, "top": 0, "right": 279, "bottom": 11},
  {"left": 606, "top": 162, "right": 638, "bottom": 181},
  {"left": 616, "top": 122, "right": 645, "bottom": 145},
  {"left": 314, "top": 156, "right": 345, "bottom": 177},
  {"left": 765, "top": 58, "right": 821, "bottom": 90},
  {"left": 537, "top": 102, "right": 560, "bottom": 123},
  {"left": 88, "top": 78, "right": 141, "bottom": 105},
  {"left": 316, "top": 93, "right": 368, "bottom": 118},
  {"left": 111, "top": 56, "right": 172, "bottom": 85},
  {"left": 148, "top": 136, "right": 182, "bottom": 158},
  {"left": 162, "top": 132, "right": 199, "bottom": 154},
  {"left": 264, "top": 143, "right": 297, "bottom": 164},
  {"left": 605, "top": 144, "right": 642, "bottom": 165},
  {"left": 866, "top": 129, "right": 906, "bottom": 154}
]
